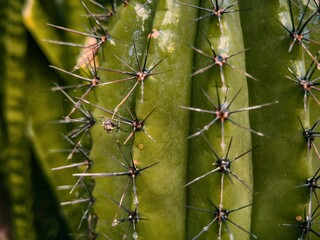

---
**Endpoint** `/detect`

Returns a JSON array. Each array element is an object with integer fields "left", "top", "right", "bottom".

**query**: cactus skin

[
  {"left": 185, "top": 1, "right": 255, "bottom": 239},
  {"left": 0, "top": 0, "right": 319, "bottom": 239},
  {"left": 239, "top": 1, "right": 316, "bottom": 239}
]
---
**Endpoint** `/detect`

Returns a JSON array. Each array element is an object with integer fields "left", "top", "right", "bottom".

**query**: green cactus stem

[{"left": 0, "top": 0, "right": 317, "bottom": 239}]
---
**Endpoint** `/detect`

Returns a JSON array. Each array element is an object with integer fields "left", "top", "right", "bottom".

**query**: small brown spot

[
  {"left": 296, "top": 215, "right": 303, "bottom": 222},
  {"left": 138, "top": 143, "right": 144, "bottom": 150}
]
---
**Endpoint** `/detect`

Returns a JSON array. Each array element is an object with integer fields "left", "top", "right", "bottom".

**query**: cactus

[{"left": 1, "top": 0, "right": 320, "bottom": 239}]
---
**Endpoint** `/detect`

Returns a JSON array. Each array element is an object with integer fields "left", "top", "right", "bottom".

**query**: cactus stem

[
  {"left": 188, "top": 201, "right": 256, "bottom": 239},
  {"left": 185, "top": 134, "right": 254, "bottom": 191},
  {"left": 79, "top": 98, "right": 156, "bottom": 144},
  {"left": 282, "top": 206, "right": 320, "bottom": 239},
  {"left": 53, "top": 85, "right": 96, "bottom": 139},
  {"left": 278, "top": 0, "right": 317, "bottom": 52},
  {"left": 103, "top": 192, "right": 144, "bottom": 239},
  {"left": 182, "top": 87, "right": 276, "bottom": 142},
  {"left": 298, "top": 117, "right": 320, "bottom": 160},
  {"left": 85, "top": 0, "right": 114, "bottom": 22},
  {"left": 97, "top": 38, "right": 166, "bottom": 117},
  {"left": 284, "top": 53, "right": 320, "bottom": 108},
  {"left": 190, "top": 33, "right": 257, "bottom": 83},
  {"left": 50, "top": 57, "right": 101, "bottom": 117},
  {"left": 177, "top": 0, "right": 239, "bottom": 24}
]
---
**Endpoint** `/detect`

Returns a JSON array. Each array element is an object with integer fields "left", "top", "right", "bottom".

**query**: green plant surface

[
  {"left": 26, "top": 34, "right": 88, "bottom": 236},
  {"left": 0, "top": 0, "right": 319, "bottom": 239},
  {"left": 185, "top": 3, "right": 255, "bottom": 240},
  {"left": 2, "top": 0, "right": 36, "bottom": 239},
  {"left": 86, "top": 0, "right": 199, "bottom": 238},
  {"left": 23, "top": 0, "right": 85, "bottom": 70},
  {"left": 240, "top": 1, "right": 318, "bottom": 239}
]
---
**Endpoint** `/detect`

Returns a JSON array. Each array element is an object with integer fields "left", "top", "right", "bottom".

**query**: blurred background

[{"left": 0, "top": 0, "right": 110, "bottom": 239}]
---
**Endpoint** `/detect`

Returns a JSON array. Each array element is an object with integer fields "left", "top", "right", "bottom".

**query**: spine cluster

[
  {"left": 183, "top": 0, "right": 265, "bottom": 239},
  {"left": 49, "top": 0, "right": 162, "bottom": 239},
  {"left": 279, "top": 0, "right": 320, "bottom": 238}
]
